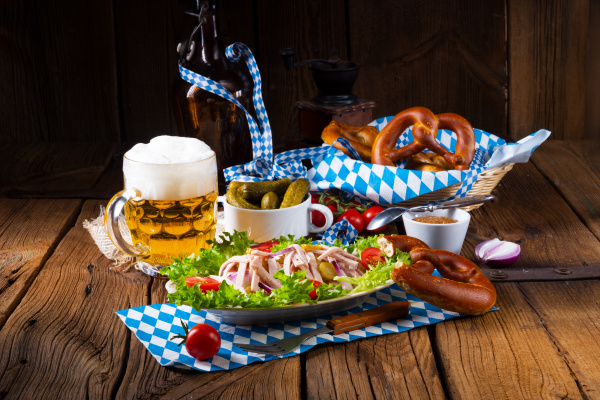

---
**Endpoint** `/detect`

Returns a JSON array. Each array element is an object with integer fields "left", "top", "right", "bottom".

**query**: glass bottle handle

[{"left": 104, "top": 188, "right": 148, "bottom": 258}]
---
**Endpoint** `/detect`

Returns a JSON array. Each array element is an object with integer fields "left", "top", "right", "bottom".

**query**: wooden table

[{"left": 1, "top": 140, "right": 600, "bottom": 399}]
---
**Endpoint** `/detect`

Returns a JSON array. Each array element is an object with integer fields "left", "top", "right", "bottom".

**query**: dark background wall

[{"left": 1, "top": 0, "right": 598, "bottom": 150}]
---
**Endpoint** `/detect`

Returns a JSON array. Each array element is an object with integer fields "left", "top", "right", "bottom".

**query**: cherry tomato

[
  {"left": 361, "top": 247, "right": 386, "bottom": 269},
  {"left": 362, "top": 206, "right": 387, "bottom": 233},
  {"left": 250, "top": 240, "right": 280, "bottom": 252},
  {"left": 185, "top": 276, "right": 221, "bottom": 292},
  {"left": 336, "top": 209, "right": 364, "bottom": 233},
  {"left": 307, "top": 279, "right": 322, "bottom": 300},
  {"left": 311, "top": 204, "right": 338, "bottom": 228},
  {"left": 310, "top": 193, "right": 320, "bottom": 203},
  {"left": 175, "top": 322, "right": 221, "bottom": 361}
]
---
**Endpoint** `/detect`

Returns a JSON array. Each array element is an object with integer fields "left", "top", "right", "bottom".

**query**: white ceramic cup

[
  {"left": 402, "top": 208, "right": 471, "bottom": 254},
  {"left": 221, "top": 197, "right": 334, "bottom": 242}
]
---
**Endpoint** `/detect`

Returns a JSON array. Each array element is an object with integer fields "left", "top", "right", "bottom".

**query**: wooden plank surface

[
  {"left": 0, "top": 0, "right": 120, "bottom": 142},
  {"left": 462, "top": 160, "right": 600, "bottom": 270},
  {"left": 349, "top": 0, "right": 507, "bottom": 137},
  {"left": 306, "top": 329, "right": 445, "bottom": 399},
  {"left": 530, "top": 140, "right": 600, "bottom": 240},
  {"left": 509, "top": 0, "right": 589, "bottom": 141},
  {"left": 0, "top": 143, "right": 117, "bottom": 196},
  {"left": 255, "top": 0, "right": 347, "bottom": 151},
  {"left": 0, "top": 198, "right": 81, "bottom": 328},
  {"left": 436, "top": 282, "right": 584, "bottom": 399},
  {"left": 519, "top": 280, "right": 600, "bottom": 398},
  {"left": 0, "top": 200, "right": 150, "bottom": 399}
]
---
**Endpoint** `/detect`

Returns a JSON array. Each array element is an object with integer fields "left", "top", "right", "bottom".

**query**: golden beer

[
  {"left": 105, "top": 136, "right": 218, "bottom": 269},
  {"left": 124, "top": 192, "right": 217, "bottom": 265}
]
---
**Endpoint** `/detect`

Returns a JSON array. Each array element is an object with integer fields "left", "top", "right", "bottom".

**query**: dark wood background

[{"left": 1, "top": 0, "right": 598, "bottom": 149}]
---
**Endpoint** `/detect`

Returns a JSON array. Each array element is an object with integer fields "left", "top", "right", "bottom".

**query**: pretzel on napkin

[{"left": 379, "top": 235, "right": 496, "bottom": 315}]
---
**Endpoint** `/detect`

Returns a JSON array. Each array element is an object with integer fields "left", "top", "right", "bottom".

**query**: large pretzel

[
  {"left": 371, "top": 107, "right": 476, "bottom": 171},
  {"left": 378, "top": 235, "right": 496, "bottom": 315}
]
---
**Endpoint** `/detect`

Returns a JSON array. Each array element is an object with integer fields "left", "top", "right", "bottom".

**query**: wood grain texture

[
  {"left": 0, "top": 143, "right": 117, "bottom": 195},
  {"left": 0, "top": 0, "right": 119, "bottom": 142},
  {"left": 306, "top": 329, "right": 445, "bottom": 399},
  {"left": 349, "top": 0, "right": 507, "bottom": 137},
  {"left": 585, "top": 1, "right": 600, "bottom": 140},
  {"left": 435, "top": 283, "right": 582, "bottom": 399},
  {"left": 461, "top": 159, "right": 600, "bottom": 269},
  {"left": 255, "top": 0, "right": 347, "bottom": 151},
  {"left": 518, "top": 280, "right": 600, "bottom": 398},
  {"left": 530, "top": 140, "right": 600, "bottom": 240},
  {"left": 114, "top": 0, "right": 187, "bottom": 143},
  {"left": 0, "top": 200, "right": 150, "bottom": 399},
  {"left": 0, "top": 199, "right": 81, "bottom": 328},
  {"left": 509, "top": 0, "right": 589, "bottom": 141}
]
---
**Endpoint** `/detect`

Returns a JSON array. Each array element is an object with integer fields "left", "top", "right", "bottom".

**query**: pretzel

[
  {"left": 321, "top": 121, "right": 379, "bottom": 162},
  {"left": 371, "top": 107, "right": 476, "bottom": 170},
  {"left": 378, "top": 235, "right": 496, "bottom": 315}
]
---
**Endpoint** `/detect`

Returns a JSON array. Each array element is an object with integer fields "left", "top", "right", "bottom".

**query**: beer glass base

[{"left": 136, "top": 260, "right": 165, "bottom": 277}]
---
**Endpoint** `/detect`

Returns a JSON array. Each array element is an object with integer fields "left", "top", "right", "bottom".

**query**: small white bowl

[
  {"left": 221, "top": 197, "right": 334, "bottom": 242},
  {"left": 402, "top": 208, "right": 471, "bottom": 254}
]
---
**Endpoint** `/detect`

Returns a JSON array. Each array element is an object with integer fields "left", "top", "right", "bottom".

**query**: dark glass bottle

[{"left": 172, "top": 0, "right": 254, "bottom": 193}]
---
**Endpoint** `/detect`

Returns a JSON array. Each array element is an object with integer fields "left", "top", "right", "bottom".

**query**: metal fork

[{"left": 233, "top": 301, "right": 410, "bottom": 356}]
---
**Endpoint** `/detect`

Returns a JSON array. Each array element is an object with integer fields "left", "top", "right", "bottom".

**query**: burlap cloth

[{"left": 83, "top": 206, "right": 225, "bottom": 276}]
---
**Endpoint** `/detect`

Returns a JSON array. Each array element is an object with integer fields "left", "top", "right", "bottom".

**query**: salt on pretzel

[
  {"left": 371, "top": 107, "right": 476, "bottom": 170},
  {"left": 321, "top": 121, "right": 379, "bottom": 162},
  {"left": 378, "top": 235, "right": 496, "bottom": 315}
]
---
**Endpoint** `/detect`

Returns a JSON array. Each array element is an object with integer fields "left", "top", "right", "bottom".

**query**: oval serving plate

[{"left": 165, "top": 280, "right": 395, "bottom": 325}]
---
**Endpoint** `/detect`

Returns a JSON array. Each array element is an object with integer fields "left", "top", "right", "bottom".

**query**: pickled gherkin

[
  {"left": 280, "top": 178, "right": 310, "bottom": 208},
  {"left": 239, "top": 179, "right": 291, "bottom": 201},
  {"left": 226, "top": 178, "right": 308, "bottom": 209},
  {"left": 226, "top": 185, "right": 260, "bottom": 209},
  {"left": 260, "top": 192, "right": 280, "bottom": 209}
]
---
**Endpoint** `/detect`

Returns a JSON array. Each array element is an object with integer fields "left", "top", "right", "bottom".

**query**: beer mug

[{"left": 105, "top": 136, "right": 218, "bottom": 266}]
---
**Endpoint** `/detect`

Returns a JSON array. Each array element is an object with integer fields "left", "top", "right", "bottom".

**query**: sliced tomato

[
  {"left": 250, "top": 240, "right": 280, "bottom": 252},
  {"left": 361, "top": 247, "right": 386, "bottom": 269},
  {"left": 185, "top": 276, "right": 221, "bottom": 292},
  {"left": 307, "top": 279, "right": 322, "bottom": 300}
]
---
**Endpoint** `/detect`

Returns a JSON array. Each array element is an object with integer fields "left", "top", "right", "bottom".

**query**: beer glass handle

[
  {"left": 308, "top": 203, "right": 334, "bottom": 233},
  {"left": 104, "top": 188, "right": 149, "bottom": 258}
]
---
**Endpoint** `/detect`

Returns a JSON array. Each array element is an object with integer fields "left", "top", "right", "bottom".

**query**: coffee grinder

[{"left": 280, "top": 48, "right": 377, "bottom": 144}]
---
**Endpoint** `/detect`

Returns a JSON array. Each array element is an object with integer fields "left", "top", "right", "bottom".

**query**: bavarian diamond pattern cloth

[
  {"left": 178, "top": 42, "right": 306, "bottom": 182},
  {"left": 305, "top": 119, "right": 550, "bottom": 205},
  {"left": 117, "top": 282, "right": 497, "bottom": 372},
  {"left": 178, "top": 41, "right": 550, "bottom": 203}
]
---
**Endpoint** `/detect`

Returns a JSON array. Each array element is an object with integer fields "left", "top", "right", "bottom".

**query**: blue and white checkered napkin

[
  {"left": 302, "top": 120, "right": 551, "bottom": 205},
  {"left": 178, "top": 41, "right": 550, "bottom": 205},
  {"left": 116, "top": 283, "right": 496, "bottom": 372},
  {"left": 178, "top": 42, "right": 306, "bottom": 182}
]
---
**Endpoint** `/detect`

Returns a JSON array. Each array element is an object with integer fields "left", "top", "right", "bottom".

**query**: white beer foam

[
  {"left": 123, "top": 136, "right": 217, "bottom": 200},
  {"left": 126, "top": 135, "right": 214, "bottom": 164}
]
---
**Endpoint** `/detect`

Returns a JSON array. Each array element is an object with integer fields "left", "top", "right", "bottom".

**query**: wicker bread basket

[{"left": 396, "top": 163, "right": 514, "bottom": 211}]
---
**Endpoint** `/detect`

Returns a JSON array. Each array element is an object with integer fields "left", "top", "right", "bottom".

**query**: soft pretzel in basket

[
  {"left": 371, "top": 107, "right": 476, "bottom": 170},
  {"left": 321, "top": 120, "right": 379, "bottom": 162}
]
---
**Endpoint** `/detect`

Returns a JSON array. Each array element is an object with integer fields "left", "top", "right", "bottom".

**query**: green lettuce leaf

[{"left": 160, "top": 230, "right": 255, "bottom": 281}]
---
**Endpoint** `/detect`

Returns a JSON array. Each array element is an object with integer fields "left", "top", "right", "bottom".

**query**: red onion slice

[
  {"left": 475, "top": 238, "right": 520, "bottom": 267},
  {"left": 258, "top": 282, "right": 272, "bottom": 294},
  {"left": 332, "top": 260, "right": 353, "bottom": 290},
  {"left": 268, "top": 247, "right": 293, "bottom": 258}
]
